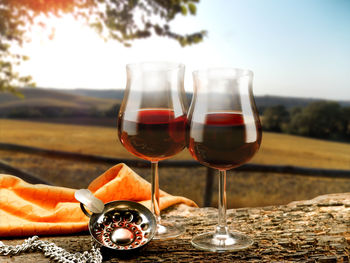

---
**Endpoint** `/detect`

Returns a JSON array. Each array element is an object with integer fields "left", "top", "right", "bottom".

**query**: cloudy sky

[{"left": 17, "top": 0, "right": 350, "bottom": 100}]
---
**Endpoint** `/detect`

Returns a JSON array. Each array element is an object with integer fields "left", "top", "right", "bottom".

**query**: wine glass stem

[
  {"left": 216, "top": 169, "right": 229, "bottom": 235},
  {"left": 151, "top": 161, "right": 161, "bottom": 223}
]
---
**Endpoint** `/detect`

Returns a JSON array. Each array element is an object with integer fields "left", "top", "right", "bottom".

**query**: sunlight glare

[
  {"left": 18, "top": 13, "right": 226, "bottom": 92},
  {"left": 19, "top": 15, "right": 126, "bottom": 89}
]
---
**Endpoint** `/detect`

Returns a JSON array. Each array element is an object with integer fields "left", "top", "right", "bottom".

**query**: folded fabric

[{"left": 0, "top": 163, "right": 197, "bottom": 237}]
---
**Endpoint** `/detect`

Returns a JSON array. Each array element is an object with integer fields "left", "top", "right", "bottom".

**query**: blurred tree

[
  {"left": 288, "top": 101, "right": 344, "bottom": 139},
  {"left": 341, "top": 106, "right": 350, "bottom": 138},
  {"left": 289, "top": 106, "right": 303, "bottom": 116},
  {"left": 287, "top": 110, "right": 310, "bottom": 136},
  {"left": 262, "top": 105, "right": 290, "bottom": 132},
  {"left": 0, "top": 0, "right": 206, "bottom": 94}
]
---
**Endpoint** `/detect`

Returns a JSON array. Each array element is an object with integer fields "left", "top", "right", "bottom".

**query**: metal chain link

[{"left": 0, "top": 236, "right": 103, "bottom": 263}]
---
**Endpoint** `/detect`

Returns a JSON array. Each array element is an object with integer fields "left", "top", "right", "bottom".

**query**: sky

[{"left": 17, "top": 0, "right": 350, "bottom": 100}]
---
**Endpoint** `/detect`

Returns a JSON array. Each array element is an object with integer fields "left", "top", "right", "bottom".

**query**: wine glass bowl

[
  {"left": 188, "top": 111, "right": 260, "bottom": 170},
  {"left": 117, "top": 62, "right": 187, "bottom": 240},
  {"left": 187, "top": 68, "right": 262, "bottom": 251},
  {"left": 118, "top": 108, "right": 187, "bottom": 162}
]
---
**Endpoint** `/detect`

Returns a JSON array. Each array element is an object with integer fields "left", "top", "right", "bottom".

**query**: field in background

[
  {"left": 1, "top": 119, "right": 350, "bottom": 169},
  {"left": 1, "top": 119, "right": 350, "bottom": 208}
]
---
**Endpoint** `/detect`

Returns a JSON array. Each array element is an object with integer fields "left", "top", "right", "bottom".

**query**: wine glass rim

[
  {"left": 126, "top": 61, "right": 185, "bottom": 72},
  {"left": 193, "top": 67, "right": 253, "bottom": 78}
]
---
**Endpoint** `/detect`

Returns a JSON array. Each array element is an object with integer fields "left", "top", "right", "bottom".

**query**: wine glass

[
  {"left": 187, "top": 68, "right": 262, "bottom": 251},
  {"left": 117, "top": 62, "right": 187, "bottom": 240}
]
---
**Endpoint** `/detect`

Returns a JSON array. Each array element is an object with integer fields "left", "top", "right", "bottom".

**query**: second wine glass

[
  {"left": 187, "top": 67, "right": 262, "bottom": 251},
  {"left": 117, "top": 62, "right": 187, "bottom": 240}
]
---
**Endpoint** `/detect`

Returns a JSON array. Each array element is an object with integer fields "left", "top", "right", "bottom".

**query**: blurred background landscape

[
  {"left": 1, "top": 87, "right": 349, "bottom": 208},
  {"left": 0, "top": 0, "right": 349, "bottom": 208}
]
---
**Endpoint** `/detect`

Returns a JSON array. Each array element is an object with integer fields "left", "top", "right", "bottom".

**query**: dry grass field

[
  {"left": 1, "top": 119, "right": 350, "bottom": 208},
  {"left": 1, "top": 119, "right": 350, "bottom": 169}
]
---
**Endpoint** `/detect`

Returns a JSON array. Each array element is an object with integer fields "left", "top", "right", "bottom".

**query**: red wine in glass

[
  {"left": 119, "top": 108, "right": 186, "bottom": 162},
  {"left": 188, "top": 112, "right": 261, "bottom": 170}
]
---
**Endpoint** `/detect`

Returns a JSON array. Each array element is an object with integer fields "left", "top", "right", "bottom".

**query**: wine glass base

[
  {"left": 153, "top": 221, "right": 185, "bottom": 240},
  {"left": 191, "top": 231, "right": 253, "bottom": 252}
]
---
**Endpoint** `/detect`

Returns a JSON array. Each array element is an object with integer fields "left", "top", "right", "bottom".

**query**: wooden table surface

[{"left": 1, "top": 193, "right": 349, "bottom": 262}]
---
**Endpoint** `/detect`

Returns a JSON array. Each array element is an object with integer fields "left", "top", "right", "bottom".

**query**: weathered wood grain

[{"left": 1, "top": 193, "right": 349, "bottom": 262}]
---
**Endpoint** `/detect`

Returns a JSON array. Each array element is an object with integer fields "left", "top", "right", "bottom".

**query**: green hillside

[
  {"left": 57, "top": 89, "right": 350, "bottom": 109},
  {"left": 2, "top": 88, "right": 350, "bottom": 115},
  {"left": 0, "top": 88, "right": 119, "bottom": 114}
]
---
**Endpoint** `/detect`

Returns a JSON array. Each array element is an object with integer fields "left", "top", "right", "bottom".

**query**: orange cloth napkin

[{"left": 0, "top": 163, "right": 197, "bottom": 237}]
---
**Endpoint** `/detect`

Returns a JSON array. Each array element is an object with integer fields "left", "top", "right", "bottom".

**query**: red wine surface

[
  {"left": 118, "top": 108, "right": 186, "bottom": 162},
  {"left": 188, "top": 112, "right": 262, "bottom": 170}
]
